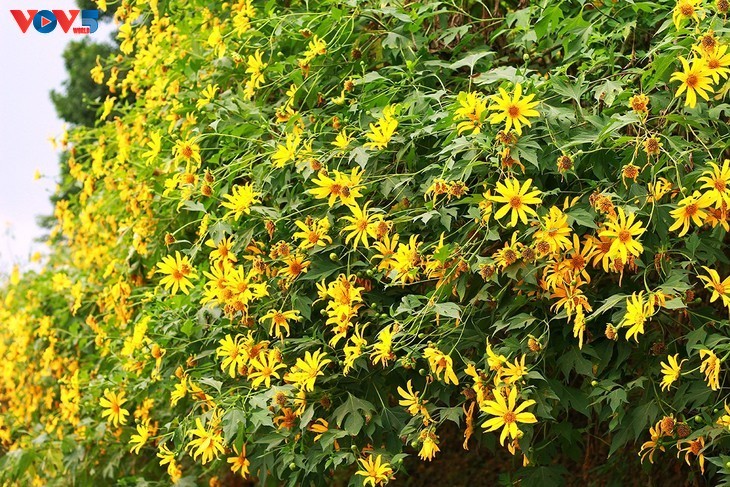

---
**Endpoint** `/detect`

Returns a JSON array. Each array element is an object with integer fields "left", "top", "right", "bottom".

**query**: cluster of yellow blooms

[{"left": 3, "top": 0, "right": 730, "bottom": 484}]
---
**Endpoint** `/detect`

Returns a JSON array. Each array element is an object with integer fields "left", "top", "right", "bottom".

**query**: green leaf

[
  {"left": 519, "top": 465, "right": 568, "bottom": 487},
  {"left": 332, "top": 394, "right": 375, "bottom": 436},
  {"left": 222, "top": 409, "right": 247, "bottom": 442},
  {"left": 344, "top": 411, "right": 364, "bottom": 435},
  {"left": 180, "top": 319, "right": 196, "bottom": 337},
  {"left": 350, "top": 146, "right": 370, "bottom": 169},
  {"left": 607, "top": 388, "right": 628, "bottom": 412},
  {"left": 551, "top": 76, "right": 587, "bottom": 104},
  {"left": 357, "top": 71, "right": 384, "bottom": 85},
  {"left": 182, "top": 200, "right": 206, "bottom": 212},
  {"left": 593, "top": 79, "right": 623, "bottom": 107},
  {"left": 588, "top": 294, "right": 626, "bottom": 321},
  {"left": 433, "top": 302, "right": 461, "bottom": 319},
  {"left": 198, "top": 377, "right": 222, "bottom": 393},
  {"left": 440, "top": 406, "right": 462, "bottom": 425},
  {"left": 567, "top": 208, "right": 597, "bottom": 229},
  {"left": 662, "top": 297, "right": 686, "bottom": 310},
  {"left": 448, "top": 50, "right": 493, "bottom": 71}
]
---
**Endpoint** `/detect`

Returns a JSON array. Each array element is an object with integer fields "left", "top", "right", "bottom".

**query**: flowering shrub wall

[{"left": 1, "top": 0, "right": 730, "bottom": 485}]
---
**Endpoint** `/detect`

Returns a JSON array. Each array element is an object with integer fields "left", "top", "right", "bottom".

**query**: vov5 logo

[{"left": 10, "top": 9, "right": 98, "bottom": 34}]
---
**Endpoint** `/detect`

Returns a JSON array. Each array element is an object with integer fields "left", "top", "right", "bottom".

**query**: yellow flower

[
  {"left": 156, "top": 251, "right": 197, "bottom": 296},
  {"left": 717, "top": 403, "right": 730, "bottom": 430},
  {"left": 157, "top": 442, "right": 176, "bottom": 469},
  {"left": 659, "top": 354, "right": 685, "bottom": 391},
  {"left": 500, "top": 355, "right": 528, "bottom": 385},
  {"left": 423, "top": 346, "right": 459, "bottom": 385},
  {"left": 134, "top": 398, "right": 155, "bottom": 425},
  {"left": 706, "top": 205, "right": 730, "bottom": 231},
  {"left": 371, "top": 325, "right": 395, "bottom": 366},
  {"left": 142, "top": 132, "right": 162, "bottom": 165},
  {"left": 307, "top": 418, "right": 332, "bottom": 442},
  {"left": 248, "top": 350, "right": 286, "bottom": 389},
  {"left": 343, "top": 324, "right": 368, "bottom": 375},
  {"left": 643, "top": 136, "right": 662, "bottom": 156},
  {"left": 284, "top": 349, "right": 332, "bottom": 391},
  {"left": 221, "top": 183, "right": 261, "bottom": 220},
  {"left": 701, "top": 44, "right": 730, "bottom": 82},
  {"left": 245, "top": 50, "right": 267, "bottom": 89},
  {"left": 205, "top": 236, "right": 238, "bottom": 264},
  {"left": 673, "top": 0, "right": 703, "bottom": 29},
  {"left": 549, "top": 281, "right": 592, "bottom": 348},
  {"left": 301, "top": 35, "right": 327, "bottom": 64},
  {"left": 309, "top": 167, "right": 364, "bottom": 207},
  {"left": 364, "top": 106, "right": 398, "bottom": 150},
  {"left": 397, "top": 380, "right": 430, "bottom": 418},
  {"left": 696, "top": 31, "right": 719, "bottom": 55},
  {"left": 564, "top": 234, "right": 592, "bottom": 283},
  {"left": 293, "top": 390, "right": 307, "bottom": 416},
  {"left": 331, "top": 89, "right": 347, "bottom": 105},
  {"left": 170, "top": 376, "right": 188, "bottom": 406},
  {"left": 492, "top": 239, "right": 521, "bottom": 271},
  {"left": 216, "top": 334, "right": 246, "bottom": 378},
  {"left": 173, "top": 137, "right": 201, "bottom": 165},
  {"left": 341, "top": 202, "right": 382, "bottom": 250},
  {"left": 207, "top": 26, "right": 225, "bottom": 57},
  {"left": 260, "top": 309, "right": 301, "bottom": 340},
  {"left": 100, "top": 96, "right": 115, "bottom": 120},
  {"left": 677, "top": 436, "right": 706, "bottom": 474},
  {"left": 621, "top": 163, "right": 640, "bottom": 185},
  {"left": 187, "top": 417, "right": 225, "bottom": 465},
  {"left": 391, "top": 235, "right": 421, "bottom": 284},
  {"left": 480, "top": 387, "right": 537, "bottom": 445},
  {"left": 90, "top": 56, "right": 104, "bottom": 83},
  {"left": 129, "top": 423, "right": 150, "bottom": 454},
  {"left": 100, "top": 389, "right": 129, "bottom": 427},
  {"left": 272, "top": 133, "right": 300, "bottom": 168},
  {"left": 293, "top": 218, "right": 332, "bottom": 249},
  {"left": 487, "top": 342, "right": 508, "bottom": 372},
  {"left": 489, "top": 178, "right": 543, "bottom": 227},
  {"left": 670, "top": 57, "right": 714, "bottom": 108},
  {"left": 196, "top": 84, "right": 218, "bottom": 109},
  {"left": 355, "top": 454, "right": 394, "bottom": 487},
  {"left": 599, "top": 207, "right": 645, "bottom": 263},
  {"left": 619, "top": 292, "right": 654, "bottom": 342},
  {"left": 668, "top": 191, "right": 713, "bottom": 236},
  {"left": 487, "top": 83, "right": 540, "bottom": 136},
  {"left": 638, "top": 421, "right": 666, "bottom": 464},
  {"left": 454, "top": 91, "right": 488, "bottom": 135},
  {"left": 425, "top": 178, "right": 450, "bottom": 201},
  {"left": 227, "top": 444, "right": 250, "bottom": 478},
  {"left": 628, "top": 93, "right": 650, "bottom": 114},
  {"left": 279, "top": 254, "right": 310, "bottom": 281},
  {"left": 479, "top": 190, "right": 493, "bottom": 223},
  {"left": 699, "top": 349, "right": 721, "bottom": 391},
  {"left": 698, "top": 159, "right": 730, "bottom": 208},
  {"left": 698, "top": 266, "right": 730, "bottom": 307},
  {"left": 533, "top": 206, "right": 572, "bottom": 254},
  {"left": 647, "top": 177, "right": 674, "bottom": 203},
  {"left": 418, "top": 430, "right": 440, "bottom": 461},
  {"left": 332, "top": 130, "right": 352, "bottom": 150}
]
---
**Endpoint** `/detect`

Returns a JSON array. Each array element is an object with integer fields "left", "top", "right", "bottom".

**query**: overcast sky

[{"left": 0, "top": 2, "right": 114, "bottom": 273}]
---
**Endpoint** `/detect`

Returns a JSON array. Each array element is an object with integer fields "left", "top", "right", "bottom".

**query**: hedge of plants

[{"left": 1, "top": 0, "right": 730, "bottom": 485}]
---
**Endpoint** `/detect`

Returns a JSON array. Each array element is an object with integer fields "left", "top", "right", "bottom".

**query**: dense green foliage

[
  {"left": 1, "top": 0, "right": 730, "bottom": 486},
  {"left": 50, "top": 38, "right": 118, "bottom": 127}
]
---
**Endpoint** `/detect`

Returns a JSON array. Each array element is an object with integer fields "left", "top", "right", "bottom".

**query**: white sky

[{"left": 0, "top": 2, "right": 115, "bottom": 273}]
